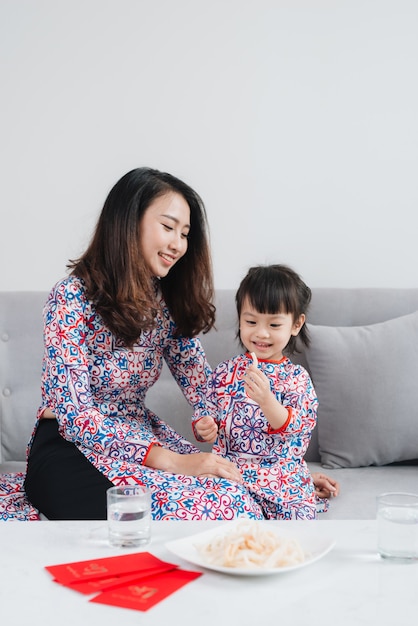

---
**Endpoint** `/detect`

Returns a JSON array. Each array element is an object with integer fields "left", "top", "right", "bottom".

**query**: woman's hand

[
  {"left": 194, "top": 415, "right": 218, "bottom": 443},
  {"left": 312, "top": 472, "right": 340, "bottom": 499},
  {"left": 145, "top": 445, "right": 242, "bottom": 483}
]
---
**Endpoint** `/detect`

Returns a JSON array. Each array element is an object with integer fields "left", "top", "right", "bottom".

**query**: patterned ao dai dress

[
  {"left": 193, "top": 353, "right": 318, "bottom": 519},
  {"left": 26, "top": 276, "right": 264, "bottom": 521}
]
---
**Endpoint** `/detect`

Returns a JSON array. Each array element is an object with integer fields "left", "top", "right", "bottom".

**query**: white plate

[{"left": 166, "top": 522, "right": 336, "bottom": 577}]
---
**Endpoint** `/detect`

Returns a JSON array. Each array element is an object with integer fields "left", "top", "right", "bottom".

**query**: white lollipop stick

[{"left": 250, "top": 352, "right": 258, "bottom": 366}]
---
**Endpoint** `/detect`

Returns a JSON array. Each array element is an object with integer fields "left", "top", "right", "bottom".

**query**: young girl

[{"left": 193, "top": 264, "right": 319, "bottom": 520}]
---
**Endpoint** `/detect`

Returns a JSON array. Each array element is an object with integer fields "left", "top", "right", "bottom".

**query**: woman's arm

[
  {"left": 43, "top": 280, "right": 156, "bottom": 464},
  {"left": 45, "top": 280, "right": 242, "bottom": 481},
  {"left": 145, "top": 444, "right": 242, "bottom": 482}
]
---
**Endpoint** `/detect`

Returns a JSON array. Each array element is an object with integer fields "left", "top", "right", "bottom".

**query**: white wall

[{"left": 1, "top": 0, "right": 417, "bottom": 291}]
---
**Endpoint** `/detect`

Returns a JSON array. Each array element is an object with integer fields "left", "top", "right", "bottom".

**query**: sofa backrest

[
  {"left": 0, "top": 292, "right": 46, "bottom": 463},
  {"left": 2, "top": 288, "right": 418, "bottom": 464},
  {"left": 146, "top": 288, "right": 418, "bottom": 462}
]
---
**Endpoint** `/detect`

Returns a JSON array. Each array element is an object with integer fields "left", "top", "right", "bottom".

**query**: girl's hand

[
  {"left": 244, "top": 363, "right": 273, "bottom": 405},
  {"left": 243, "top": 362, "right": 289, "bottom": 430},
  {"left": 312, "top": 472, "right": 340, "bottom": 498},
  {"left": 195, "top": 416, "right": 218, "bottom": 443}
]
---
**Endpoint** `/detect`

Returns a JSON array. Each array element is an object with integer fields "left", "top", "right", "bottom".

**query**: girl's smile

[{"left": 239, "top": 297, "right": 305, "bottom": 361}]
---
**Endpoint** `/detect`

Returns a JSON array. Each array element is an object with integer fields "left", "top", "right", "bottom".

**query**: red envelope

[
  {"left": 66, "top": 563, "right": 178, "bottom": 594},
  {"left": 89, "top": 568, "right": 202, "bottom": 611},
  {"left": 45, "top": 552, "right": 174, "bottom": 586}
]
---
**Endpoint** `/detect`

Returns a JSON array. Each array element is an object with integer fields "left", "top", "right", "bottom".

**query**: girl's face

[
  {"left": 140, "top": 192, "right": 190, "bottom": 278},
  {"left": 239, "top": 297, "right": 305, "bottom": 361}
]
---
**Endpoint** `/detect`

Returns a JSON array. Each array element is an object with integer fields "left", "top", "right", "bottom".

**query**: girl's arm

[
  {"left": 244, "top": 361, "right": 318, "bottom": 436},
  {"left": 244, "top": 363, "right": 289, "bottom": 430}
]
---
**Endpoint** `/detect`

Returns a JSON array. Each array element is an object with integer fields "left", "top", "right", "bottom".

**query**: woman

[{"left": 24, "top": 167, "right": 338, "bottom": 520}]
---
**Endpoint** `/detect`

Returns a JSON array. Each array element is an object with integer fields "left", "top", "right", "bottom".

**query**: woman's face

[{"left": 140, "top": 192, "right": 190, "bottom": 278}]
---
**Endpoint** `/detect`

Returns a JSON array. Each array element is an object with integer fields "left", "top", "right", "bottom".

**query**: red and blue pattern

[
  {"left": 193, "top": 353, "right": 318, "bottom": 519},
  {"left": 0, "top": 473, "right": 40, "bottom": 521},
  {"left": 0, "top": 276, "right": 264, "bottom": 521}
]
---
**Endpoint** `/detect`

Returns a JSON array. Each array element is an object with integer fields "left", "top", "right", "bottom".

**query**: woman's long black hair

[{"left": 68, "top": 167, "right": 215, "bottom": 346}]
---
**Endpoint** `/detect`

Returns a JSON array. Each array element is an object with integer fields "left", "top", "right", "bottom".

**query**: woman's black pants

[{"left": 24, "top": 419, "right": 113, "bottom": 520}]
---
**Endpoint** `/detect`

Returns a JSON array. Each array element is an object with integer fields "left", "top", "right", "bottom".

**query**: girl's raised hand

[{"left": 244, "top": 361, "right": 271, "bottom": 405}]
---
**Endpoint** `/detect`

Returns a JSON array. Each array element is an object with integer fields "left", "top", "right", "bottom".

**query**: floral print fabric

[
  {"left": 15, "top": 276, "right": 263, "bottom": 521},
  {"left": 0, "top": 473, "right": 40, "bottom": 521},
  {"left": 193, "top": 353, "right": 318, "bottom": 519}
]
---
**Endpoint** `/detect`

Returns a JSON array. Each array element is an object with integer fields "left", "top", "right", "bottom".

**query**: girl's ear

[{"left": 291, "top": 313, "right": 305, "bottom": 336}]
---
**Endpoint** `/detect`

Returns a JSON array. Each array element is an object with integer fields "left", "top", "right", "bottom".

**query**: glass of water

[
  {"left": 377, "top": 492, "right": 418, "bottom": 560},
  {"left": 107, "top": 485, "right": 151, "bottom": 548}
]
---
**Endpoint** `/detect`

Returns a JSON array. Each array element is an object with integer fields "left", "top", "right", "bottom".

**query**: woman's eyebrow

[{"left": 160, "top": 213, "right": 190, "bottom": 229}]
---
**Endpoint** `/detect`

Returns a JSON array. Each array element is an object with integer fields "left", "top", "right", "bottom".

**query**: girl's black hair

[{"left": 235, "top": 264, "right": 311, "bottom": 354}]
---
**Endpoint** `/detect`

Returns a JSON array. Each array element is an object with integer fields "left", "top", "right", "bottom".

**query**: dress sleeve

[
  {"left": 189, "top": 362, "right": 226, "bottom": 441},
  {"left": 42, "top": 281, "right": 156, "bottom": 464},
  {"left": 162, "top": 333, "right": 213, "bottom": 427},
  {"left": 271, "top": 363, "right": 318, "bottom": 439}
]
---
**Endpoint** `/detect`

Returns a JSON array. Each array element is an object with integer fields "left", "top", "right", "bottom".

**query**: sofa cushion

[{"left": 305, "top": 311, "right": 418, "bottom": 468}]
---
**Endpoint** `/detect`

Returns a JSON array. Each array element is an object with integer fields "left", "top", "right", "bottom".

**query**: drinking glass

[
  {"left": 107, "top": 485, "right": 151, "bottom": 548},
  {"left": 377, "top": 492, "right": 418, "bottom": 560}
]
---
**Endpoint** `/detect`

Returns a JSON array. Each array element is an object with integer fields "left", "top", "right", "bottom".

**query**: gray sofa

[{"left": 1, "top": 288, "right": 417, "bottom": 520}]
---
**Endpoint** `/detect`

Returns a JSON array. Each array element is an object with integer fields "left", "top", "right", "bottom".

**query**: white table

[{"left": 1, "top": 519, "right": 417, "bottom": 626}]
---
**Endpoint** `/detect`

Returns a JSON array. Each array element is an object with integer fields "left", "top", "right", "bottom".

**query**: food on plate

[{"left": 195, "top": 521, "right": 306, "bottom": 569}]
